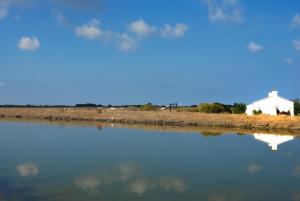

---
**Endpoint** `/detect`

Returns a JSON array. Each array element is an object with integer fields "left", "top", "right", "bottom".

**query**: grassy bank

[{"left": 0, "top": 107, "right": 300, "bottom": 131}]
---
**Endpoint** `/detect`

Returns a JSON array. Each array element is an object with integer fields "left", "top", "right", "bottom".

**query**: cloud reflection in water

[
  {"left": 127, "top": 178, "right": 156, "bottom": 195},
  {"left": 208, "top": 191, "right": 244, "bottom": 201},
  {"left": 293, "top": 165, "right": 300, "bottom": 176},
  {"left": 247, "top": 164, "right": 263, "bottom": 174},
  {"left": 115, "top": 162, "right": 139, "bottom": 182},
  {"left": 17, "top": 163, "right": 39, "bottom": 177},
  {"left": 73, "top": 162, "right": 187, "bottom": 196},
  {"left": 74, "top": 175, "right": 102, "bottom": 193},
  {"left": 159, "top": 177, "right": 187, "bottom": 192}
]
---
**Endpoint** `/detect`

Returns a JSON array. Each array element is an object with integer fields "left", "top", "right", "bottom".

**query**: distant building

[
  {"left": 246, "top": 91, "right": 294, "bottom": 116},
  {"left": 254, "top": 133, "right": 294, "bottom": 151}
]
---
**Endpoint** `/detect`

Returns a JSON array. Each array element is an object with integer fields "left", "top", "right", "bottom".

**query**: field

[{"left": 0, "top": 107, "right": 300, "bottom": 132}]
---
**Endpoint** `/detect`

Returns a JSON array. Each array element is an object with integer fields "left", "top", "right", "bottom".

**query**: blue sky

[{"left": 0, "top": 0, "right": 299, "bottom": 105}]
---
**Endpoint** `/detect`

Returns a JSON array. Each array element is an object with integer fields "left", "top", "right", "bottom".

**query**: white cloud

[
  {"left": 202, "top": 0, "right": 244, "bottom": 24},
  {"left": 293, "top": 40, "right": 300, "bottom": 50},
  {"left": 75, "top": 19, "right": 188, "bottom": 52},
  {"left": 160, "top": 23, "right": 188, "bottom": 38},
  {"left": 247, "top": 42, "right": 263, "bottom": 53},
  {"left": 0, "top": 82, "right": 3, "bottom": 87},
  {"left": 0, "top": 7, "right": 8, "bottom": 20},
  {"left": 128, "top": 19, "right": 156, "bottom": 37},
  {"left": 17, "top": 163, "right": 39, "bottom": 177},
  {"left": 291, "top": 14, "right": 300, "bottom": 29},
  {"left": 75, "top": 19, "right": 102, "bottom": 40},
  {"left": 247, "top": 164, "right": 262, "bottom": 174},
  {"left": 116, "top": 33, "right": 136, "bottom": 52},
  {"left": 0, "top": 0, "right": 35, "bottom": 20},
  {"left": 285, "top": 58, "right": 293, "bottom": 64},
  {"left": 18, "top": 36, "right": 40, "bottom": 51},
  {"left": 52, "top": 9, "right": 69, "bottom": 26},
  {"left": 75, "top": 19, "right": 136, "bottom": 52}
]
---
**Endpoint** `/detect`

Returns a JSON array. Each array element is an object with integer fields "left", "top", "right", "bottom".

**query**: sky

[{"left": 0, "top": 0, "right": 299, "bottom": 105}]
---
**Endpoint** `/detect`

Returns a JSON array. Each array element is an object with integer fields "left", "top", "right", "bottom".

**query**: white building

[
  {"left": 246, "top": 91, "right": 294, "bottom": 116},
  {"left": 253, "top": 133, "right": 294, "bottom": 151}
]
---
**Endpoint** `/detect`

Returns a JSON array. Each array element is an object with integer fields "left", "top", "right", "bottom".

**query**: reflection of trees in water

[{"left": 201, "top": 131, "right": 222, "bottom": 137}]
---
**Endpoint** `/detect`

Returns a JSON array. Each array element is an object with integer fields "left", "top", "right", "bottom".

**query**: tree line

[{"left": 0, "top": 100, "right": 299, "bottom": 115}]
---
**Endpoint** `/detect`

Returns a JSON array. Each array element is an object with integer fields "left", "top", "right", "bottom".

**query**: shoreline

[
  {"left": 1, "top": 117, "right": 300, "bottom": 136},
  {"left": 0, "top": 107, "right": 300, "bottom": 133}
]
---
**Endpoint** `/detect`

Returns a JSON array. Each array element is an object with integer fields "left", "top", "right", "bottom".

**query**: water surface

[{"left": 0, "top": 121, "right": 299, "bottom": 201}]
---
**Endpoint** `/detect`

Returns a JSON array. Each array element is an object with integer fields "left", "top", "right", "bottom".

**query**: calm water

[{"left": 0, "top": 121, "right": 300, "bottom": 201}]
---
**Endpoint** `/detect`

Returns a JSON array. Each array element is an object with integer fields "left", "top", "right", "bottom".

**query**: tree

[
  {"left": 198, "top": 103, "right": 225, "bottom": 113},
  {"left": 253, "top": 109, "right": 262, "bottom": 115},
  {"left": 293, "top": 99, "right": 300, "bottom": 115},
  {"left": 139, "top": 103, "right": 158, "bottom": 111},
  {"left": 232, "top": 103, "right": 247, "bottom": 114},
  {"left": 75, "top": 103, "right": 99, "bottom": 107}
]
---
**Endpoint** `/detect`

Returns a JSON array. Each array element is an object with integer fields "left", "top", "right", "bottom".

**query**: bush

[
  {"left": 293, "top": 99, "right": 300, "bottom": 115},
  {"left": 75, "top": 103, "right": 98, "bottom": 107},
  {"left": 198, "top": 103, "right": 225, "bottom": 113},
  {"left": 253, "top": 109, "right": 262, "bottom": 115},
  {"left": 176, "top": 107, "right": 199, "bottom": 112},
  {"left": 139, "top": 103, "right": 158, "bottom": 111},
  {"left": 232, "top": 103, "right": 247, "bottom": 114}
]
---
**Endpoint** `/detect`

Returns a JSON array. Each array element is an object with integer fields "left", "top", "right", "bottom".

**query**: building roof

[
  {"left": 250, "top": 91, "right": 293, "bottom": 105},
  {"left": 247, "top": 91, "right": 293, "bottom": 111}
]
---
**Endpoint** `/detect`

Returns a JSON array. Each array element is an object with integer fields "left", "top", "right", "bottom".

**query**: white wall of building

[
  {"left": 246, "top": 91, "right": 294, "bottom": 116},
  {"left": 254, "top": 133, "right": 295, "bottom": 151}
]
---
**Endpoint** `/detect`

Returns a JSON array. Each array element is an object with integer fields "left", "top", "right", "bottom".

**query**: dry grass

[{"left": 0, "top": 107, "right": 300, "bottom": 131}]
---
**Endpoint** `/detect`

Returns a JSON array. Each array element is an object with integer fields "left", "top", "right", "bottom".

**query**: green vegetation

[
  {"left": 176, "top": 102, "right": 247, "bottom": 114},
  {"left": 294, "top": 99, "right": 300, "bottom": 115},
  {"left": 202, "top": 131, "right": 222, "bottom": 137},
  {"left": 75, "top": 103, "right": 102, "bottom": 107},
  {"left": 198, "top": 103, "right": 225, "bottom": 113},
  {"left": 139, "top": 103, "right": 158, "bottom": 111},
  {"left": 176, "top": 106, "right": 199, "bottom": 112},
  {"left": 253, "top": 109, "right": 262, "bottom": 115},
  {"left": 232, "top": 103, "right": 247, "bottom": 114}
]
